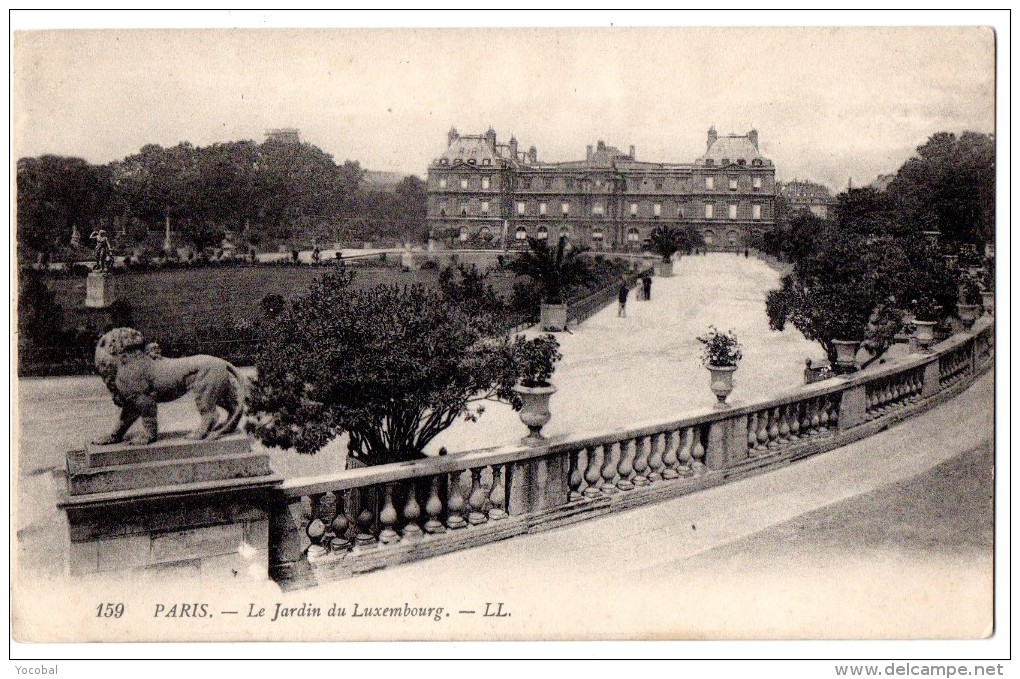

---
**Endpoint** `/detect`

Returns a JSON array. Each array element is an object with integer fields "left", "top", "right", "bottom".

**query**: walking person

[
  {"left": 642, "top": 274, "right": 652, "bottom": 301},
  {"left": 617, "top": 280, "right": 629, "bottom": 317}
]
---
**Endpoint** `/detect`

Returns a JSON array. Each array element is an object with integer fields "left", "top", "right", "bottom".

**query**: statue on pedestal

[
  {"left": 89, "top": 229, "right": 113, "bottom": 272},
  {"left": 92, "top": 327, "right": 247, "bottom": 445}
]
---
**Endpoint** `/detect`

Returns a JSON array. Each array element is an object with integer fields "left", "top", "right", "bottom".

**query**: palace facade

[{"left": 425, "top": 126, "right": 776, "bottom": 251}]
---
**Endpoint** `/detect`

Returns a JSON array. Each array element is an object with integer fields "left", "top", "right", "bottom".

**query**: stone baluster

[
  {"left": 423, "top": 476, "right": 446, "bottom": 534},
  {"left": 802, "top": 399, "right": 816, "bottom": 435},
  {"left": 827, "top": 396, "right": 839, "bottom": 428},
  {"left": 583, "top": 445, "right": 604, "bottom": 497},
  {"left": 446, "top": 471, "right": 468, "bottom": 529},
  {"left": 601, "top": 442, "right": 619, "bottom": 494},
  {"left": 401, "top": 481, "right": 423, "bottom": 540},
  {"left": 756, "top": 409, "right": 770, "bottom": 450},
  {"left": 317, "top": 492, "right": 338, "bottom": 525},
  {"left": 354, "top": 500, "right": 377, "bottom": 549},
  {"left": 330, "top": 491, "right": 353, "bottom": 553},
  {"left": 306, "top": 513, "right": 328, "bottom": 559},
  {"left": 568, "top": 450, "right": 585, "bottom": 501},
  {"left": 661, "top": 431, "right": 680, "bottom": 480},
  {"left": 691, "top": 427, "right": 706, "bottom": 470},
  {"left": 747, "top": 412, "right": 758, "bottom": 452},
  {"left": 866, "top": 386, "right": 878, "bottom": 418},
  {"left": 647, "top": 433, "right": 665, "bottom": 483},
  {"left": 379, "top": 483, "right": 401, "bottom": 545},
  {"left": 767, "top": 407, "right": 781, "bottom": 449},
  {"left": 817, "top": 396, "right": 830, "bottom": 433},
  {"left": 616, "top": 439, "right": 635, "bottom": 491},
  {"left": 467, "top": 467, "right": 488, "bottom": 525},
  {"left": 678, "top": 428, "right": 695, "bottom": 475},
  {"left": 488, "top": 465, "right": 508, "bottom": 520},
  {"left": 632, "top": 436, "right": 650, "bottom": 487},
  {"left": 788, "top": 402, "right": 801, "bottom": 440},
  {"left": 778, "top": 405, "right": 791, "bottom": 443}
]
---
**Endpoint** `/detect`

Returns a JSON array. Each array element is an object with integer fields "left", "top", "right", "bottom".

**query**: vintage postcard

[{"left": 10, "top": 16, "right": 1004, "bottom": 657}]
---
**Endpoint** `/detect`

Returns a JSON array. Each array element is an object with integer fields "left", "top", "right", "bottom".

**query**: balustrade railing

[{"left": 271, "top": 317, "right": 993, "bottom": 588}]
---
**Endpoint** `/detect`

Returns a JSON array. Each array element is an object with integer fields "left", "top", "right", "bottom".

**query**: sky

[{"left": 13, "top": 23, "right": 996, "bottom": 192}]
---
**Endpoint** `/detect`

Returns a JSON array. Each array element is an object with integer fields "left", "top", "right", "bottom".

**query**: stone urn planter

[
  {"left": 707, "top": 365, "right": 737, "bottom": 407},
  {"left": 957, "top": 303, "right": 980, "bottom": 328},
  {"left": 540, "top": 303, "right": 568, "bottom": 332},
  {"left": 913, "top": 320, "right": 936, "bottom": 351},
  {"left": 832, "top": 339, "right": 861, "bottom": 371},
  {"left": 981, "top": 291, "right": 994, "bottom": 316},
  {"left": 513, "top": 383, "right": 557, "bottom": 445},
  {"left": 653, "top": 259, "right": 674, "bottom": 278}
]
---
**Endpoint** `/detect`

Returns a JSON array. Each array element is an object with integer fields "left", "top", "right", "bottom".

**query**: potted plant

[
  {"left": 649, "top": 226, "right": 681, "bottom": 277},
  {"left": 508, "top": 236, "right": 589, "bottom": 332},
  {"left": 509, "top": 335, "right": 563, "bottom": 444},
  {"left": 957, "top": 275, "right": 982, "bottom": 328},
  {"left": 910, "top": 294, "right": 940, "bottom": 350},
  {"left": 697, "top": 326, "right": 743, "bottom": 407}
]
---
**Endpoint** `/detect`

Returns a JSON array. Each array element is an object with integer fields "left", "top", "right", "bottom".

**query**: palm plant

[
  {"left": 649, "top": 225, "right": 682, "bottom": 263},
  {"left": 507, "top": 235, "right": 589, "bottom": 305}
]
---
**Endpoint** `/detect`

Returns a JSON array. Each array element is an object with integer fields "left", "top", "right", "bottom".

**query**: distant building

[
  {"left": 777, "top": 180, "right": 835, "bottom": 219},
  {"left": 264, "top": 128, "right": 301, "bottom": 145},
  {"left": 869, "top": 174, "right": 896, "bottom": 192},
  {"left": 425, "top": 126, "right": 777, "bottom": 251}
]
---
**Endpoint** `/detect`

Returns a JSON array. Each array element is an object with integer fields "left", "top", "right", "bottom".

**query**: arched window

[
  {"left": 459, "top": 227, "right": 469, "bottom": 242},
  {"left": 627, "top": 228, "right": 640, "bottom": 243},
  {"left": 478, "top": 226, "right": 492, "bottom": 242},
  {"left": 591, "top": 228, "right": 604, "bottom": 241},
  {"left": 727, "top": 231, "right": 739, "bottom": 247},
  {"left": 703, "top": 230, "right": 716, "bottom": 245},
  {"left": 752, "top": 159, "right": 763, "bottom": 167},
  {"left": 515, "top": 226, "right": 528, "bottom": 241},
  {"left": 559, "top": 226, "right": 570, "bottom": 238},
  {"left": 536, "top": 225, "right": 549, "bottom": 240}
]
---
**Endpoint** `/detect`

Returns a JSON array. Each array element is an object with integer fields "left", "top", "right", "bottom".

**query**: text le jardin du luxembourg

[{"left": 150, "top": 601, "right": 511, "bottom": 623}]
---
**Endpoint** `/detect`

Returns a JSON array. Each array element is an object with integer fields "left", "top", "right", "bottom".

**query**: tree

[
  {"left": 648, "top": 225, "right": 682, "bottom": 263},
  {"left": 246, "top": 265, "right": 561, "bottom": 465},
  {"left": 887, "top": 131, "right": 995, "bottom": 246},
  {"left": 506, "top": 236, "right": 589, "bottom": 305},
  {"left": 765, "top": 229, "right": 908, "bottom": 368}
]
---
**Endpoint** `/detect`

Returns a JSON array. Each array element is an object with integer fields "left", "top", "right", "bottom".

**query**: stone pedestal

[
  {"left": 85, "top": 271, "right": 117, "bottom": 308},
  {"left": 705, "top": 413, "right": 748, "bottom": 470},
  {"left": 58, "top": 433, "right": 280, "bottom": 581}
]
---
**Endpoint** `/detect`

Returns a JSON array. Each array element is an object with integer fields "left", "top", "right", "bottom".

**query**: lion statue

[{"left": 93, "top": 327, "right": 247, "bottom": 445}]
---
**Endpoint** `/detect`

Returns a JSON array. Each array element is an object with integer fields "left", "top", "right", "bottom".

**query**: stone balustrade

[{"left": 270, "top": 318, "right": 993, "bottom": 590}]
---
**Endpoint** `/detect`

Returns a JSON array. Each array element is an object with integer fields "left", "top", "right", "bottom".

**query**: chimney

[
  {"left": 748, "top": 128, "right": 759, "bottom": 149},
  {"left": 586, "top": 144, "right": 593, "bottom": 161},
  {"left": 509, "top": 136, "right": 519, "bottom": 159},
  {"left": 484, "top": 126, "right": 497, "bottom": 151},
  {"left": 597, "top": 140, "right": 606, "bottom": 151},
  {"left": 707, "top": 125, "right": 718, "bottom": 151},
  {"left": 447, "top": 126, "right": 459, "bottom": 146},
  {"left": 629, "top": 145, "right": 636, "bottom": 159},
  {"left": 528, "top": 146, "right": 537, "bottom": 163}
]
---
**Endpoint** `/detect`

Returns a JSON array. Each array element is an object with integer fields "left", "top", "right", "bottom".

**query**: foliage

[
  {"left": 887, "top": 131, "right": 995, "bottom": 246},
  {"left": 509, "top": 334, "right": 562, "bottom": 388},
  {"left": 697, "top": 326, "right": 742, "bottom": 368},
  {"left": 506, "top": 236, "right": 589, "bottom": 305},
  {"left": 438, "top": 263, "right": 505, "bottom": 323},
  {"left": 245, "top": 265, "right": 562, "bottom": 464},
  {"left": 958, "top": 274, "right": 983, "bottom": 306},
  {"left": 649, "top": 226, "right": 682, "bottom": 263}
]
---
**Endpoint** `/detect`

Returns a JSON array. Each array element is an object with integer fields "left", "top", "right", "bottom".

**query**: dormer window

[
  {"left": 460, "top": 178, "right": 469, "bottom": 189},
  {"left": 705, "top": 177, "right": 714, "bottom": 190},
  {"left": 738, "top": 159, "right": 746, "bottom": 166},
  {"left": 482, "top": 158, "right": 491, "bottom": 166},
  {"left": 439, "top": 158, "right": 448, "bottom": 165},
  {"left": 468, "top": 159, "right": 477, "bottom": 165},
  {"left": 706, "top": 159, "right": 714, "bottom": 166},
  {"left": 752, "top": 159, "right": 763, "bottom": 167},
  {"left": 481, "top": 177, "right": 490, "bottom": 190},
  {"left": 721, "top": 158, "right": 730, "bottom": 166},
  {"left": 729, "top": 178, "right": 738, "bottom": 191},
  {"left": 655, "top": 181, "right": 664, "bottom": 190}
]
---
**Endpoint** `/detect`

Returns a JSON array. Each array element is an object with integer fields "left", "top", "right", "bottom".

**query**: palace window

[
  {"left": 752, "top": 204, "right": 762, "bottom": 220},
  {"left": 591, "top": 228, "right": 604, "bottom": 241},
  {"left": 592, "top": 204, "right": 605, "bottom": 216},
  {"left": 655, "top": 180, "right": 664, "bottom": 190},
  {"left": 565, "top": 179, "right": 574, "bottom": 190},
  {"left": 560, "top": 226, "right": 570, "bottom": 238},
  {"left": 459, "top": 227, "right": 469, "bottom": 241},
  {"left": 752, "top": 159, "right": 763, "bottom": 167},
  {"left": 738, "top": 159, "right": 746, "bottom": 166},
  {"left": 562, "top": 202, "right": 570, "bottom": 215},
  {"left": 439, "top": 158, "right": 448, "bottom": 165},
  {"left": 460, "top": 178, "right": 469, "bottom": 189},
  {"left": 481, "top": 201, "right": 490, "bottom": 214},
  {"left": 653, "top": 203, "right": 661, "bottom": 217},
  {"left": 461, "top": 204, "right": 469, "bottom": 217},
  {"left": 705, "top": 177, "right": 714, "bottom": 190},
  {"left": 537, "top": 225, "right": 549, "bottom": 240},
  {"left": 482, "top": 158, "right": 491, "bottom": 166},
  {"left": 705, "top": 203, "right": 714, "bottom": 219},
  {"left": 515, "top": 226, "right": 528, "bottom": 241},
  {"left": 630, "top": 203, "right": 639, "bottom": 216},
  {"left": 753, "top": 177, "right": 762, "bottom": 190},
  {"left": 539, "top": 202, "right": 548, "bottom": 216},
  {"left": 729, "top": 177, "right": 738, "bottom": 191},
  {"left": 478, "top": 226, "right": 492, "bottom": 240},
  {"left": 520, "top": 178, "right": 531, "bottom": 189},
  {"left": 721, "top": 158, "right": 730, "bottom": 166},
  {"left": 481, "top": 177, "right": 490, "bottom": 190},
  {"left": 706, "top": 159, "right": 715, "bottom": 166},
  {"left": 627, "top": 228, "right": 640, "bottom": 242},
  {"left": 439, "top": 178, "right": 447, "bottom": 188},
  {"left": 517, "top": 202, "right": 527, "bottom": 215},
  {"left": 728, "top": 204, "right": 738, "bottom": 220}
]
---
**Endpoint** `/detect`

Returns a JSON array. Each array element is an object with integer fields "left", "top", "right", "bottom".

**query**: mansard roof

[
  {"left": 698, "top": 134, "right": 771, "bottom": 166},
  {"left": 436, "top": 135, "right": 510, "bottom": 167}
]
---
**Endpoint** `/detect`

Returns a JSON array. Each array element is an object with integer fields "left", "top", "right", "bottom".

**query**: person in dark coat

[
  {"left": 617, "top": 281, "right": 629, "bottom": 317},
  {"left": 642, "top": 274, "right": 652, "bottom": 301}
]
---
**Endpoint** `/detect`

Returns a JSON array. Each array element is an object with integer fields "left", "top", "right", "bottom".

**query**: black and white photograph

[{"left": 9, "top": 12, "right": 1007, "bottom": 665}]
